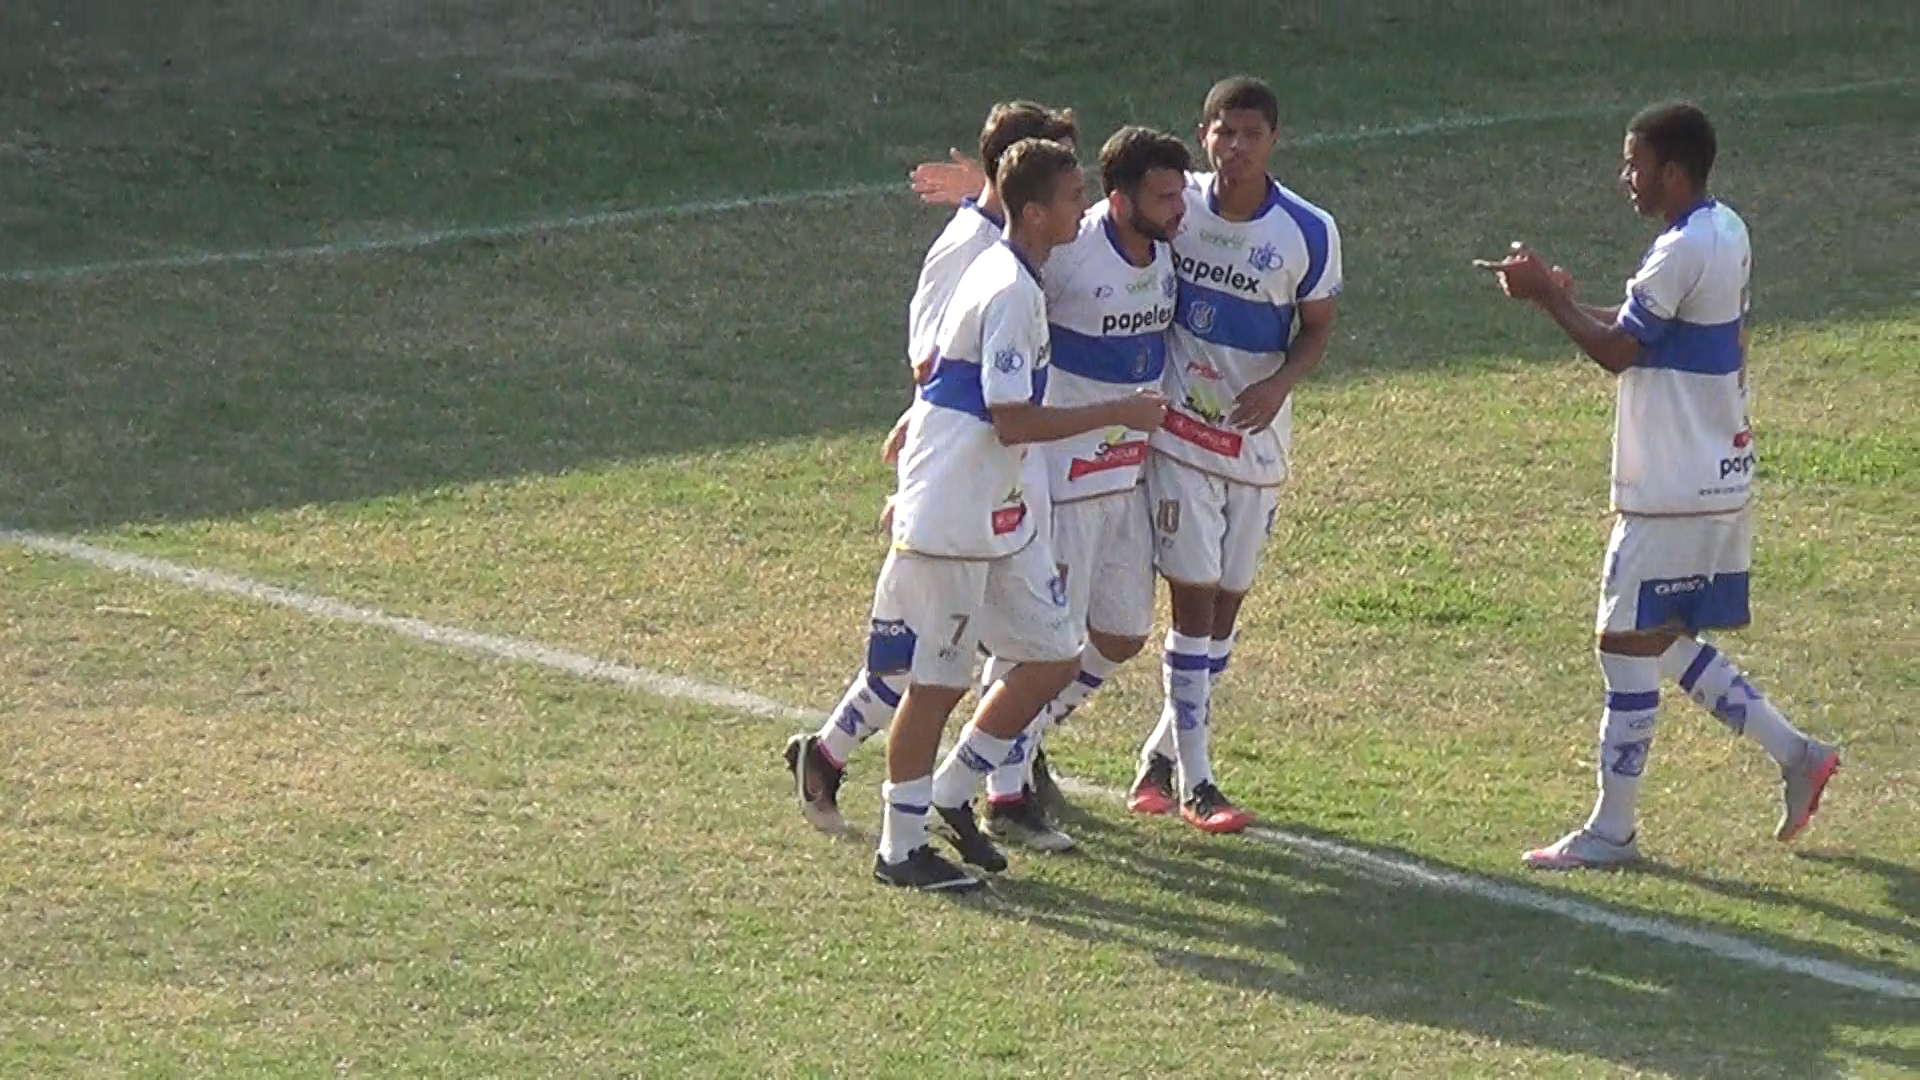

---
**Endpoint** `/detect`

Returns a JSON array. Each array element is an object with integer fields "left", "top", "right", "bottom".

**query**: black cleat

[
  {"left": 1029, "top": 746, "right": 1068, "bottom": 813},
  {"left": 931, "top": 802, "right": 1009, "bottom": 872},
  {"left": 984, "top": 788, "right": 1076, "bottom": 852},
  {"left": 784, "top": 733, "right": 845, "bottom": 833},
  {"left": 873, "top": 845, "right": 983, "bottom": 892}
]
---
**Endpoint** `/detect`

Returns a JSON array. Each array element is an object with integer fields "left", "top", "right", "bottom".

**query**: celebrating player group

[{"left": 781, "top": 76, "right": 1841, "bottom": 892}]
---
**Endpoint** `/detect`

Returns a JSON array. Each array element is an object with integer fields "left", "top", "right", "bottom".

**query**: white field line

[
  {"left": 4, "top": 526, "right": 1916, "bottom": 1001},
  {"left": 0, "top": 77, "right": 1907, "bottom": 287}
]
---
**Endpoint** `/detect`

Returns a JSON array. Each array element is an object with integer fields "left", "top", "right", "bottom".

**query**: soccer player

[
  {"left": 974, "top": 126, "right": 1191, "bottom": 853},
  {"left": 906, "top": 78, "right": 1345, "bottom": 836},
  {"left": 1129, "top": 76, "right": 1342, "bottom": 833},
  {"left": 1474, "top": 101, "right": 1841, "bottom": 869},
  {"left": 784, "top": 102, "right": 1078, "bottom": 834},
  {"left": 868, "top": 138, "right": 1167, "bottom": 890}
]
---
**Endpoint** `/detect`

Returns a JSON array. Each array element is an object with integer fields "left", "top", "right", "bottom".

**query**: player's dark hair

[
  {"left": 980, "top": 102, "right": 1079, "bottom": 187},
  {"left": 1201, "top": 76, "right": 1279, "bottom": 130},
  {"left": 997, "top": 138, "right": 1080, "bottom": 224},
  {"left": 1099, "top": 126, "right": 1193, "bottom": 197},
  {"left": 1628, "top": 101, "right": 1716, "bottom": 187}
]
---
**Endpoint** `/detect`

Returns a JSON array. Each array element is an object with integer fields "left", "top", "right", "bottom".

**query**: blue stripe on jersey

[
  {"left": 1630, "top": 317, "right": 1745, "bottom": 375},
  {"left": 1272, "top": 188, "right": 1332, "bottom": 299},
  {"left": 1049, "top": 324, "right": 1167, "bottom": 384},
  {"left": 1176, "top": 279, "right": 1293, "bottom": 355},
  {"left": 919, "top": 358, "right": 1047, "bottom": 420}
]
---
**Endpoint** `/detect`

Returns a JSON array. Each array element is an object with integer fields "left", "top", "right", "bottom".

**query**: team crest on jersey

[
  {"left": 1133, "top": 347, "right": 1152, "bottom": 378},
  {"left": 1189, "top": 300, "right": 1216, "bottom": 334},
  {"left": 1248, "top": 243, "right": 1283, "bottom": 272},
  {"left": 993, "top": 346, "right": 1025, "bottom": 373}
]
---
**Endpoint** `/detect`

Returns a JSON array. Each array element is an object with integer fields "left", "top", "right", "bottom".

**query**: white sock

[
  {"left": 984, "top": 722, "right": 1035, "bottom": 805},
  {"left": 931, "top": 723, "right": 1017, "bottom": 809},
  {"left": 878, "top": 775, "right": 932, "bottom": 863},
  {"left": 983, "top": 647, "right": 1129, "bottom": 801},
  {"left": 817, "top": 670, "right": 902, "bottom": 766},
  {"left": 1585, "top": 652, "right": 1660, "bottom": 844},
  {"left": 1162, "top": 631, "right": 1213, "bottom": 797},
  {"left": 1208, "top": 632, "right": 1235, "bottom": 681},
  {"left": 1661, "top": 638, "right": 1809, "bottom": 767}
]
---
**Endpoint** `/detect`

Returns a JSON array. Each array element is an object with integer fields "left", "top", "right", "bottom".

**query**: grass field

[{"left": 2, "top": 1, "right": 1917, "bottom": 1075}]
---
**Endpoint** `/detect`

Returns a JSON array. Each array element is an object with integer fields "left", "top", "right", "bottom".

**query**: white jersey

[
  {"left": 891, "top": 241, "right": 1051, "bottom": 559},
  {"left": 1612, "top": 199, "right": 1753, "bottom": 516},
  {"left": 1040, "top": 204, "right": 1179, "bottom": 503},
  {"left": 906, "top": 198, "right": 1003, "bottom": 368},
  {"left": 1153, "top": 173, "right": 1342, "bottom": 486}
]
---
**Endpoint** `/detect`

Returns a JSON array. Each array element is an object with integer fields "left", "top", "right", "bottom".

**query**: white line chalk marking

[
  {"left": 5, "top": 527, "right": 1915, "bottom": 1000},
  {"left": 1, "top": 78, "right": 1906, "bottom": 286}
]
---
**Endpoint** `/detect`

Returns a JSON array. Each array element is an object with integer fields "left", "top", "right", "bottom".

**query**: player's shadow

[
  {"left": 975, "top": 812, "right": 1918, "bottom": 1080},
  {"left": 1635, "top": 854, "right": 1920, "bottom": 949}
]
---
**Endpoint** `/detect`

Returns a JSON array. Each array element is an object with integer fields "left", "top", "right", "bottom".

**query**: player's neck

[
  {"left": 1211, "top": 171, "right": 1271, "bottom": 222},
  {"left": 1661, "top": 187, "right": 1711, "bottom": 225},
  {"left": 1003, "top": 227, "right": 1053, "bottom": 277},
  {"left": 1109, "top": 218, "right": 1155, "bottom": 268},
  {"left": 977, "top": 188, "right": 1007, "bottom": 225}
]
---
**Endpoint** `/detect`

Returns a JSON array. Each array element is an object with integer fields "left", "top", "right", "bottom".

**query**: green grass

[{"left": 1, "top": 1, "right": 1916, "bottom": 1075}]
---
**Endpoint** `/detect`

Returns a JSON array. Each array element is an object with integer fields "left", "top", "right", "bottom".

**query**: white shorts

[
  {"left": 867, "top": 540, "right": 1081, "bottom": 689},
  {"left": 1146, "top": 453, "right": 1280, "bottom": 594},
  {"left": 1596, "top": 510, "right": 1753, "bottom": 635},
  {"left": 1051, "top": 486, "right": 1156, "bottom": 640}
]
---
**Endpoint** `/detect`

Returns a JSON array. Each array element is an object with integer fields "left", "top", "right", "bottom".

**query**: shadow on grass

[{"left": 972, "top": 810, "right": 1917, "bottom": 1079}]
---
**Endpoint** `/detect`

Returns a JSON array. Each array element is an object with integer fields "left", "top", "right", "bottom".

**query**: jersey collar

[
  {"left": 1667, "top": 197, "right": 1717, "bottom": 230},
  {"left": 962, "top": 196, "right": 1005, "bottom": 230},
  {"left": 999, "top": 238, "right": 1044, "bottom": 284},
  {"left": 1205, "top": 175, "right": 1282, "bottom": 221}
]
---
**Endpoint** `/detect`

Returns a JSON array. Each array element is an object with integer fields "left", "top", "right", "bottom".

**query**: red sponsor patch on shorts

[{"left": 1162, "top": 410, "right": 1243, "bottom": 457}]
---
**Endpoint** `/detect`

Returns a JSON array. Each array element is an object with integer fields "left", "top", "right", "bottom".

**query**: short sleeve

[
  {"left": 1616, "top": 232, "right": 1697, "bottom": 346},
  {"left": 979, "top": 284, "right": 1047, "bottom": 408},
  {"left": 1299, "top": 215, "right": 1342, "bottom": 304}
]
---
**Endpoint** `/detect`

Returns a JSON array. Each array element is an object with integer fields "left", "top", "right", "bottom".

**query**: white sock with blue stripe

[
  {"left": 931, "top": 723, "right": 1017, "bottom": 809},
  {"left": 1661, "top": 638, "right": 1808, "bottom": 767},
  {"left": 879, "top": 775, "right": 932, "bottom": 863},
  {"left": 1209, "top": 632, "right": 1235, "bottom": 681},
  {"left": 817, "top": 669, "right": 902, "bottom": 767},
  {"left": 983, "top": 647, "right": 1124, "bottom": 802},
  {"left": 1163, "top": 631, "right": 1214, "bottom": 797},
  {"left": 1585, "top": 652, "right": 1660, "bottom": 844}
]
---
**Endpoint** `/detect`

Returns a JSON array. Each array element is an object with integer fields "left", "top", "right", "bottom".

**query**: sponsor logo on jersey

[
  {"left": 1248, "top": 243, "right": 1283, "bottom": 271},
  {"left": 1162, "top": 274, "right": 1178, "bottom": 300},
  {"left": 1067, "top": 427, "right": 1149, "bottom": 479},
  {"left": 1173, "top": 252, "right": 1263, "bottom": 295},
  {"left": 1185, "top": 358, "right": 1224, "bottom": 381},
  {"left": 1094, "top": 284, "right": 1113, "bottom": 299},
  {"left": 993, "top": 346, "right": 1024, "bottom": 373},
  {"left": 1125, "top": 273, "right": 1160, "bottom": 295},
  {"left": 1099, "top": 305, "right": 1175, "bottom": 335},
  {"left": 1196, "top": 227, "right": 1241, "bottom": 249}
]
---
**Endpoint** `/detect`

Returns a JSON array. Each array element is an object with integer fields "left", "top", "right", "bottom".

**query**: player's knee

[
  {"left": 1088, "top": 629, "right": 1147, "bottom": 664},
  {"left": 1596, "top": 628, "right": 1678, "bottom": 658}
]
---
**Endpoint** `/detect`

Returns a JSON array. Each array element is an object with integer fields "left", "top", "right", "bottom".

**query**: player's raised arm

[{"left": 1476, "top": 242, "right": 1642, "bottom": 374}]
